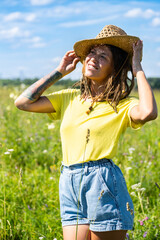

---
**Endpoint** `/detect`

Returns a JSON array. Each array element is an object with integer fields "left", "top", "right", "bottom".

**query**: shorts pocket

[{"left": 98, "top": 166, "right": 116, "bottom": 200}]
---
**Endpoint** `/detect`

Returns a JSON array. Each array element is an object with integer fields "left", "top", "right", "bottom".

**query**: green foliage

[
  {"left": 0, "top": 86, "right": 160, "bottom": 239},
  {"left": 0, "top": 78, "right": 78, "bottom": 89},
  {"left": 0, "top": 77, "right": 160, "bottom": 89}
]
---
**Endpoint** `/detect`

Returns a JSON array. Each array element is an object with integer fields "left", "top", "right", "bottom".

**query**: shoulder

[
  {"left": 118, "top": 96, "right": 139, "bottom": 108},
  {"left": 116, "top": 96, "right": 139, "bottom": 114},
  {"left": 48, "top": 88, "right": 80, "bottom": 97}
]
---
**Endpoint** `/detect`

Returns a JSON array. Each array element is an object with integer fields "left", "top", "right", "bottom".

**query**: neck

[{"left": 90, "top": 80, "right": 106, "bottom": 97}]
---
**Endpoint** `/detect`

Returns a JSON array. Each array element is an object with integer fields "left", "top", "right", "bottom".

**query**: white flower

[
  {"left": 131, "top": 182, "right": 141, "bottom": 190},
  {"left": 47, "top": 123, "right": 55, "bottom": 130},
  {"left": 20, "top": 83, "right": 26, "bottom": 90},
  {"left": 130, "top": 192, "right": 136, "bottom": 197},
  {"left": 139, "top": 188, "right": 146, "bottom": 192},
  {"left": 127, "top": 156, "right": 133, "bottom": 161},
  {"left": 126, "top": 167, "right": 132, "bottom": 173},
  {"left": 43, "top": 150, "right": 47, "bottom": 153},
  {"left": 53, "top": 238, "right": 57, "bottom": 240},
  {"left": 147, "top": 162, "right": 152, "bottom": 168},
  {"left": 8, "top": 149, "right": 14, "bottom": 152},
  {"left": 4, "top": 151, "right": 10, "bottom": 155},
  {"left": 128, "top": 147, "right": 135, "bottom": 154},
  {"left": 39, "top": 237, "right": 44, "bottom": 240},
  {"left": 9, "top": 93, "right": 17, "bottom": 100},
  {"left": 50, "top": 177, "right": 53, "bottom": 180}
]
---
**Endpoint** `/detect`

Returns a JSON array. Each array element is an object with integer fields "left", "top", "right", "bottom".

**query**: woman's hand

[
  {"left": 56, "top": 50, "right": 80, "bottom": 77},
  {"left": 132, "top": 40, "right": 143, "bottom": 77}
]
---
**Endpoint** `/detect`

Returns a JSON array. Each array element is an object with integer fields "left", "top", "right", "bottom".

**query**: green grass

[{"left": 0, "top": 85, "right": 160, "bottom": 239}]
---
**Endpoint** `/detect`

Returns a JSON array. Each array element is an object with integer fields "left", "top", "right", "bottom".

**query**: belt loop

[{"left": 84, "top": 163, "right": 88, "bottom": 174}]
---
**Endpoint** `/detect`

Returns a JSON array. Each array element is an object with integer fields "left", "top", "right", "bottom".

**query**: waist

[{"left": 61, "top": 158, "right": 115, "bottom": 172}]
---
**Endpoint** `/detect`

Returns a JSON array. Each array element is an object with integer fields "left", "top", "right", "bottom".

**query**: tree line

[{"left": 0, "top": 77, "right": 160, "bottom": 89}]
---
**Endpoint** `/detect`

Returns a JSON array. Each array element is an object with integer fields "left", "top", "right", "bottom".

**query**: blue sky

[{"left": 0, "top": 0, "right": 160, "bottom": 80}]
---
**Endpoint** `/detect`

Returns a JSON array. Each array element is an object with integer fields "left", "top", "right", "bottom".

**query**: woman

[{"left": 15, "top": 25, "right": 157, "bottom": 240}]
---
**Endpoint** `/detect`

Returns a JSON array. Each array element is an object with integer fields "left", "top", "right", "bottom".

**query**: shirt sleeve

[
  {"left": 127, "top": 97, "right": 144, "bottom": 129},
  {"left": 46, "top": 90, "right": 63, "bottom": 120}
]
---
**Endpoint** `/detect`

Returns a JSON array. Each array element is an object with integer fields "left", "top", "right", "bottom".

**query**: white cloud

[
  {"left": 31, "top": 42, "right": 46, "bottom": 48},
  {"left": 125, "top": 8, "right": 159, "bottom": 19},
  {"left": 23, "top": 36, "right": 46, "bottom": 48},
  {"left": 151, "top": 17, "right": 160, "bottom": 27},
  {"left": 125, "top": 8, "right": 142, "bottom": 18},
  {"left": 0, "top": 27, "right": 30, "bottom": 39},
  {"left": 3, "top": 12, "right": 36, "bottom": 22},
  {"left": 59, "top": 16, "right": 118, "bottom": 28},
  {"left": 30, "top": 0, "right": 54, "bottom": 6},
  {"left": 4, "top": 12, "right": 22, "bottom": 21},
  {"left": 157, "top": 47, "right": 160, "bottom": 52},
  {"left": 157, "top": 62, "right": 160, "bottom": 67}
]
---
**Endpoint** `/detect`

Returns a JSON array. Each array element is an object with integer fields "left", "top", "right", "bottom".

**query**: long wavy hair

[{"left": 74, "top": 44, "right": 134, "bottom": 113}]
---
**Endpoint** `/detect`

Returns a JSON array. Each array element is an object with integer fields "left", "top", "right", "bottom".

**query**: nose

[{"left": 90, "top": 55, "right": 97, "bottom": 63}]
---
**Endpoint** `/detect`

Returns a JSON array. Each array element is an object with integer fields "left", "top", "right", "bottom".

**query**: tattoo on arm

[{"left": 22, "top": 70, "right": 62, "bottom": 101}]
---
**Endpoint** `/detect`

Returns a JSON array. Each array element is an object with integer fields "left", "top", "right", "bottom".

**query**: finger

[
  {"left": 73, "top": 57, "right": 80, "bottom": 65},
  {"left": 65, "top": 50, "right": 76, "bottom": 56}
]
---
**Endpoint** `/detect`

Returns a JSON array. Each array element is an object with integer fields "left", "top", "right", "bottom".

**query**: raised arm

[
  {"left": 15, "top": 50, "right": 80, "bottom": 113},
  {"left": 129, "top": 40, "right": 158, "bottom": 124}
]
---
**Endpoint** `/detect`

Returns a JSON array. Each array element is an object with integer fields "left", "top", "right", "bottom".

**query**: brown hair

[{"left": 74, "top": 44, "right": 134, "bottom": 113}]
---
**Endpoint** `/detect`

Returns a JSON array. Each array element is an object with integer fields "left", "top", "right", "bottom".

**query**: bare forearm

[
  {"left": 20, "top": 70, "right": 62, "bottom": 102},
  {"left": 136, "top": 70, "right": 157, "bottom": 119}
]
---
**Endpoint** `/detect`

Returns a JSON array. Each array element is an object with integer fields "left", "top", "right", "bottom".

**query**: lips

[{"left": 88, "top": 63, "right": 98, "bottom": 70}]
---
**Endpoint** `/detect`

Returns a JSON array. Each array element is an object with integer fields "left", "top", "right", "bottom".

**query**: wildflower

[
  {"left": 139, "top": 220, "right": 144, "bottom": 226},
  {"left": 9, "top": 93, "right": 17, "bottom": 100},
  {"left": 47, "top": 123, "right": 55, "bottom": 129},
  {"left": 20, "top": 83, "right": 26, "bottom": 90},
  {"left": 39, "top": 237, "right": 44, "bottom": 240},
  {"left": 126, "top": 167, "right": 132, "bottom": 171},
  {"left": 128, "top": 147, "right": 135, "bottom": 154},
  {"left": 126, "top": 167, "right": 132, "bottom": 174},
  {"left": 126, "top": 233, "right": 130, "bottom": 239},
  {"left": 43, "top": 149, "right": 48, "bottom": 154},
  {"left": 8, "top": 149, "right": 14, "bottom": 152},
  {"left": 127, "top": 156, "right": 133, "bottom": 161},
  {"left": 50, "top": 177, "right": 53, "bottom": 180},
  {"left": 140, "top": 188, "right": 146, "bottom": 192},
  {"left": 4, "top": 151, "right": 10, "bottom": 155},
  {"left": 130, "top": 192, "right": 136, "bottom": 197},
  {"left": 143, "top": 231, "right": 147, "bottom": 238},
  {"left": 28, "top": 205, "right": 31, "bottom": 210},
  {"left": 131, "top": 183, "right": 141, "bottom": 190}
]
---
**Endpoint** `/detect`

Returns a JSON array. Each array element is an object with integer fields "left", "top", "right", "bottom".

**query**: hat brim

[{"left": 73, "top": 35, "right": 142, "bottom": 63}]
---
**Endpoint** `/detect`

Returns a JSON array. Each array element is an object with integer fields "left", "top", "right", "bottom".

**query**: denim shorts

[{"left": 59, "top": 158, "right": 134, "bottom": 232}]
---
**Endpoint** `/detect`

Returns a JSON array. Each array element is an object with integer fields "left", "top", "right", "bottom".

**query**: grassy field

[{"left": 0, "top": 85, "right": 159, "bottom": 240}]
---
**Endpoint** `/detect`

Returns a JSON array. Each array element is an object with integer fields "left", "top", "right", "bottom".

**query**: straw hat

[{"left": 74, "top": 25, "right": 142, "bottom": 62}]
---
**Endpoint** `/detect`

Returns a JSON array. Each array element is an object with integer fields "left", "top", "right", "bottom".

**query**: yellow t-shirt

[{"left": 46, "top": 89, "right": 142, "bottom": 166}]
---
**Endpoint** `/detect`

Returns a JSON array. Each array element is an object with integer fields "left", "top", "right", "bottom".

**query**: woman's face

[{"left": 83, "top": 45, "right": 114, "bottom": 83}]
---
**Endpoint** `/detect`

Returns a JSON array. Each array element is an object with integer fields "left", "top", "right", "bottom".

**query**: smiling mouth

[{"left": 88, "top": 64, "right": 98, "bottom": 70}]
